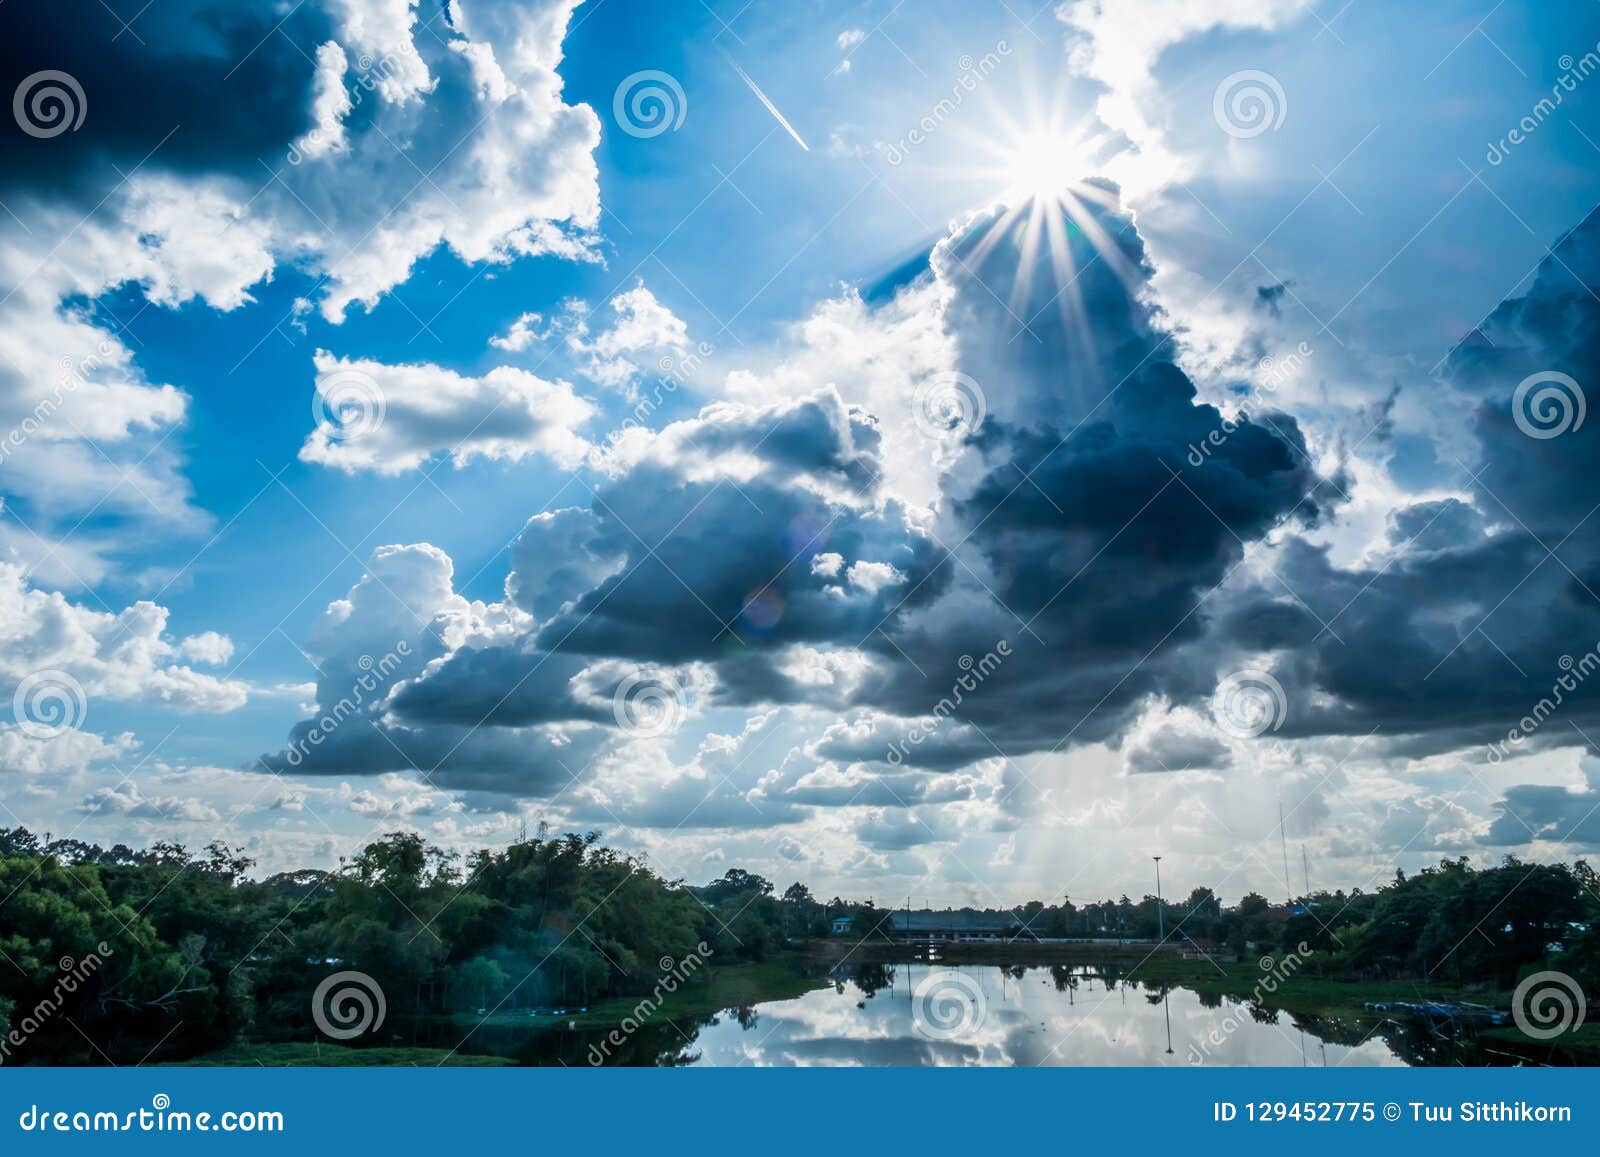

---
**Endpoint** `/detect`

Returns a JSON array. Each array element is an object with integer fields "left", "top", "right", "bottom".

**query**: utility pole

[
  {"left": 1153, "top": 856, "right": 1165, "bottom": 944},
  {"left": 1278, "top": 800, "right": 1292, "bottom": 906}
]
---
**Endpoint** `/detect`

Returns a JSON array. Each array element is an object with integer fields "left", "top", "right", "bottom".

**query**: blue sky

[{"left": 3, "top": 0, "right": 1600, "bottom": 905}]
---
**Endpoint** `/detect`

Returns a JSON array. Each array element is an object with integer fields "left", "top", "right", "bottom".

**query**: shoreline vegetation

[
  {"left": 2, "top": 825, "right": 1595, "bottom": 1066},
  {"left": 178, "top": 951, "right": 1600, "bottom": 1065}
]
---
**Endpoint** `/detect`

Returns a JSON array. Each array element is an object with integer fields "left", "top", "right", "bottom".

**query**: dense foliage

[
  {"left": 0, "top": 827, "right": 818, "bottom": 1063},
  {"left": 0, "top": 823, "right": 1593, "bottom": 1063},
  {"left": 926, "top": 857, "right": 1598, "bottom": 991}
]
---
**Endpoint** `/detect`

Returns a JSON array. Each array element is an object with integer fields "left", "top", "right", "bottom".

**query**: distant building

[
  {"left": 887, "top": 910, "right": 1031, "bottom": 942},
  {"left": 831, "top": 916, "right": 853, "bottom": 936},
  {"left": 1179, "top": 937, "right": 1238, "bottom": 963}
]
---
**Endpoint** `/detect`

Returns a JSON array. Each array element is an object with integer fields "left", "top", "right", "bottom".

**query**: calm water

[
  {"left": 421, "top": 963, "right": 1545, "bottom": 1067},
  {"left": 674, "top": 964, "right": 1400, "bottom": 1067}
]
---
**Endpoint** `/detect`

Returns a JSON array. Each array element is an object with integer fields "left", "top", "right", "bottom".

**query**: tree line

[{"left": 0, "top": 825, "right": 1594, "bottom": 1063}]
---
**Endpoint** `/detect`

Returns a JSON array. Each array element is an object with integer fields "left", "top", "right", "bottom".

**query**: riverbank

[
  {"left": 808, "top": 941, "right": 1600, "bottom": 1061},
  {"left": 1141, "top": 959, "right": 1600, "bottom": 1061},
  {"left": 437, "top": 958, "right": 830, "bottom": 1031},
  {"left": 184, "top": 952, "right": 1598, "bottom": 1064},
  {"left": 176, "top": 1043, "right": 514, "bottom": 1066}
]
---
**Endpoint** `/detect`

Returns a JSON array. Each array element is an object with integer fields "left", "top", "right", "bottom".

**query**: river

[{"left": 419, "top": 963, "right": 1551, "bottom": 1066}]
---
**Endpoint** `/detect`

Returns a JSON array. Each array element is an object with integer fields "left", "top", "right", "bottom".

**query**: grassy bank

[
  {"left": 443, "top": 958, "right": 829, "bottom": 1031},
  {"left": 174, "top": 1042, "right": 514, "bottom": 1067},
  {"left": 1119, "top": 957, "right": 1600, "bottom": 1060},
  {"left": 1118, "top": 956, "right": 1502, "bottom": 1011}
]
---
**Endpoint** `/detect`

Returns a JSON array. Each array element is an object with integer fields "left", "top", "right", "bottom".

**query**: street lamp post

[{"left": 1153, "top": 856, "right": 1165, "bottom": 944}]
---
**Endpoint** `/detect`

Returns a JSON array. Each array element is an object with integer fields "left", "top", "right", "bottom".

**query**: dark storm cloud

[
  {"left": 834, "top": 208, "right": 1332, "bottom": 756},
  {"left": 534, "top": 395, "right": 946, "bottom": 662},
  {"left": 0, "top": 0, "right": 327, "bottom": 198},
  {"left": 390, "top": 646, "right": 607, "bottom": 728},
  {"left": 1482, "top": 783, "right": 1600, "bottom": 849},
  {"left": 674, "top": 393, "right": 887, "bottom": 494},
  {"left": 1216, "top": 208, "right": 1600, "bottom": 761},
  {"left": 256, "top": 176, "right": 1600, "bottom": 840},
  {"left": 958, "top": 367, "right": 1325, "bottom": 631},
  {"left": 532, "top": 476, "right": 934, "bottom": 660},
  {"left": 255, "top": 715, "right": 609, "bottom": 796},
  {"left": 328, "top": 190, "right": 1335, "bottom": 786},
  {"left": 1386, "top": 498, "right": 1486, "bottom": 554}
]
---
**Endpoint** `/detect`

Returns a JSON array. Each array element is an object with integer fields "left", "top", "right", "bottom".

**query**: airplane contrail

[{"left": 726, "top": 57, "right": 810, "bottom": 152}]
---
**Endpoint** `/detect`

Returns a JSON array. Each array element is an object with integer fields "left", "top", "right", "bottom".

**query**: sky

[{"left": 2, "top": 0, "right": 1600, "bottom": 908}]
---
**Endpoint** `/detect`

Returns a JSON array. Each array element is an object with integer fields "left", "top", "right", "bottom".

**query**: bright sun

[{"left": 1002, "top": 132, "right": 1084, "bottom": 201}]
